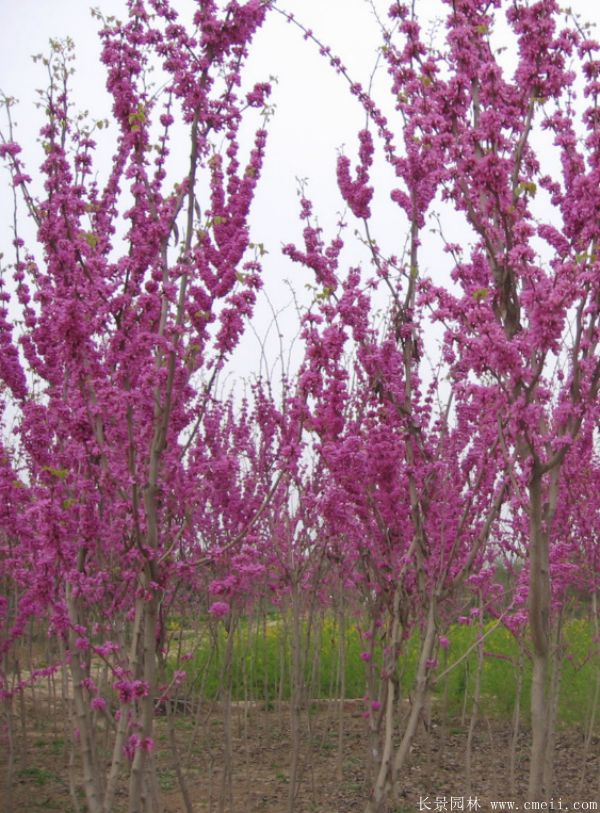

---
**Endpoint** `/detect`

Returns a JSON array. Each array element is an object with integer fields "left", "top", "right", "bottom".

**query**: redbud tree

[
  {"left": 3, "top": 0, "right": 600, "bottom": 811},
  {"left": 0, "top": 1, "right": 276, "bottom": 811},
  {"left": 282, "top": 0, "right": 600, "bottom": 806}
]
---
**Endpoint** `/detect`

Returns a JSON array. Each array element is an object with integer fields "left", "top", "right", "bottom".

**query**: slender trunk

[
  {"left": 58, "top": 638, "right": 83, "bottom": 813},
  {"left": 366, "top": 599, "right": 435, "bottom": 813},
  {"left": 66, "top": 587, "right": 103, "bottom": 813},
  {"left": 528, "top": 473, "right": 551, "bottom": 800},
  {"left": 218, "top": 625, "right": 235, "bottom": 813},
  {"left": 27, "top": 621, "right": 38, "bottom": 726},
  {"left": 261, "top": 612, "right": 270, "bottom": 708},
  {"left": 509, "top": 640, "right": 524, "bottom": 796},
  {"left": 466, "top": 607, "right": 484, "bottom": 793},
  {"left": 277, "top": 615, "right": 287, "bottom": 724},
  {"left": 105, "top": 599, "right": 144, "bottom": 813},
  {"left": 391, "top": 599, "right": 436, "bottom": 799},
  {"left": 362, "top": 612, "right": 380, "bottom": 792},
  {"left": 288, "top": 584, "right": 303, "bottom": 813},
  {"left": 529, "top": 650, "right": 548, "bottom": 796},
  {"left": 460, "top": 658, "right": 470, "bottom": 727},
  {"left": 440, "top": 644, "right": 449, "bottom": 746},
  {"left": 185, "top": 634, "right": 215, "bottom": 766},
  {"left": 2, "top": 692, "right": 14, "bottom": 813},
  {"left": 14, "top": 657, "right": 28, "bottom": 763},
  {"left": 542, "top": 615, "right": 563, "bottom": 795},
  {"left": 69, "top": 744, "right": 83, "bottom": 813},
  {"left": 241, "top": 620, "right": 251, "bottom": 782},
  {"left": 368, "top": 588, "right": 403, "bottom": 812},
  {"left": 165, "top": 699, "right": 194, "bottom": 813},
  {"left": 128, "top": 593, "right": 159, "bottom": 813},
  {"left": 336, "top": 586, "right": 347, "bottom": 783},
  {"left": 308, "top": 612, "right": 319, "bottom": 698},
  {"left": 303, "top": 596, "right": 320, "bottom": 808}
]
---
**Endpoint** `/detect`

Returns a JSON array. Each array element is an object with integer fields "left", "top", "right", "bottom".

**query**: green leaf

[
  {"left": 516, "top": 181, "right": 537, "bottom": 197},
  {"left": 43, "top": 466, "right": 69, "bottom": 480},
  {"left": 316, "top": 286, "right": 334, "bottom": 301},
  {"left": 472, "top": 288, "right": 490, "bottom": 302},
  {"left": 80, "top": 232, "right": 98, "bottom": 248}
]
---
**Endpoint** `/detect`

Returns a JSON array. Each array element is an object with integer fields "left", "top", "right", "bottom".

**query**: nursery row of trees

[{"left": 2, "top": 0, "right": 600, "bottom": 811}]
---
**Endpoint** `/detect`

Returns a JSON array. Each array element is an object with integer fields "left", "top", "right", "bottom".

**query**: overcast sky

[{"left": 2, "top": 0, "right": 600, "bottom": 388}]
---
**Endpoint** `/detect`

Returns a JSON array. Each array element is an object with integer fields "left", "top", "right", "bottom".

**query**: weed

[
  {"left": 164, "top": 616, "right": 600, "bottom": 726},
  {"left": 158, "top": 770, "right": 176, "bottom": 791},
  {"left": 18, "top": 766, "right": 57, "bottom": 786}
]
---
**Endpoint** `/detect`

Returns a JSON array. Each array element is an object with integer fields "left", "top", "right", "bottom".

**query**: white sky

[{"left": 1, "top": 0, "right": 600, "bottom": 392}]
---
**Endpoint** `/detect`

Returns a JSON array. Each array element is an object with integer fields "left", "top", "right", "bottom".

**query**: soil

[{"left": 3, "top": 698, "right": 600, "bottom": 813}]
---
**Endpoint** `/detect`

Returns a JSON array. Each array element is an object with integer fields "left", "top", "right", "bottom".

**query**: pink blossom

[
  {"left": 0, "top": 142, "right": 21, "bottom": 158},
  {"left": 209, "top": 601, "right": 230, "bottom": 618},
  {"left": 91, "top": 697, "right": 107, "bottom": 712}
]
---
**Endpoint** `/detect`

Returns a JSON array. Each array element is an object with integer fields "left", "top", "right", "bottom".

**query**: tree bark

[
  {"left": 527, "top": 472, "right": 550, "bottom": 800},
  {"left": 128, "top": 592, "right": 159, "bottom": 813}
]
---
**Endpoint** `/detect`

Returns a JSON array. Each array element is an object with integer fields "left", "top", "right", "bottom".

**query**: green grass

[
  {"left": 35, "top": 736, "right": 65, "bottom": 755},
  {"left": 158, "top": 769, "right": 177, "bottom": 792},
  {"left": 165, "top": 614, "right": 600, "bottom": 727},
  {"left": 18, "top": 767, "right": 58, "bottom": 786},
  {"left": 435, "top": 622, "right": 529, "bottom": 718}
]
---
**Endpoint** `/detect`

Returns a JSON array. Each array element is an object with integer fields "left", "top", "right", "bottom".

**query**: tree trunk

[
  {"left": 392, "top": 599, "right": 436, "bottom": 799},
  {"left": 66, "top": 586, "right": 103, "bottom": 813},
  {"left": 128, "top": 592, "right": 160, "bottom": 813},
  {"left": 365, "top": 598, "right": 435, "bottom": 813},
  {"left": 105, "top": 600, "right": 144, "bottom": 813},
  {"left": 288, "top": 584, "right": 304, "bottom": 813},
  {"left": 368, "top": 587, "right": 403, "bottom": 812},
  {"left": 466, "top": 605, "right": 484, "bottom": 793},
  {"left": 527, "top": 473, "right": 550, "bottom": 800},
  {"left": 336, "top": 586, "right": 347, "bottom": 783},
  {"left": 542, "top": 615, "right": 563, "bottom": 795},
  {"left": 509, "top": 641, "right": 525, "bottom": 795}
]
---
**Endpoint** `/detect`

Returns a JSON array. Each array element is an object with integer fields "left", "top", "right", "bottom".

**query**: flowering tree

[
  {"left": 3, "top": 0, "right": 600, "bottom": 811},
  {"left": 408, "top": 0, "right": 600, "bottom": 799},
  {"left": 378, "top": 0, "right": 600, "bottom": 802},
  {"left": 283, "top": 175, "right": 506, "bottom": 810},
  {"left": 0, "top": 1, "right": 274, "bottom": 810},
  {"left": 282, "top": 0, "right": 600, "bottom": 806}
]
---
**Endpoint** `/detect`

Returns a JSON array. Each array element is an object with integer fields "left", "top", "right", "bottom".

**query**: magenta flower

[
  {"left": 209, "top": 601, "right": 230, "bottom": 618},
  {"left": 91, "top": 697, "right": 107, "bottom": 712}
]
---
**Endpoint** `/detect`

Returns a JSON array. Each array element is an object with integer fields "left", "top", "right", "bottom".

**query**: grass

[
  {"left": 18, "top": 766, "right": 59, "bottom": 786},
  {"left": 35, "top": 736, "right": 65, "bottom": 755},
  {"left": 165, "top": 614, "right": 600, "bottom": 727},
  {"left": 158, "top": 769, "right": 177, "bottom": 792}
]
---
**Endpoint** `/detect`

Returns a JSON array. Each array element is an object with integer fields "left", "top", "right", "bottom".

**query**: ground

[{"left": 3, "top": 699, "right": 599, "bottom": 812}]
